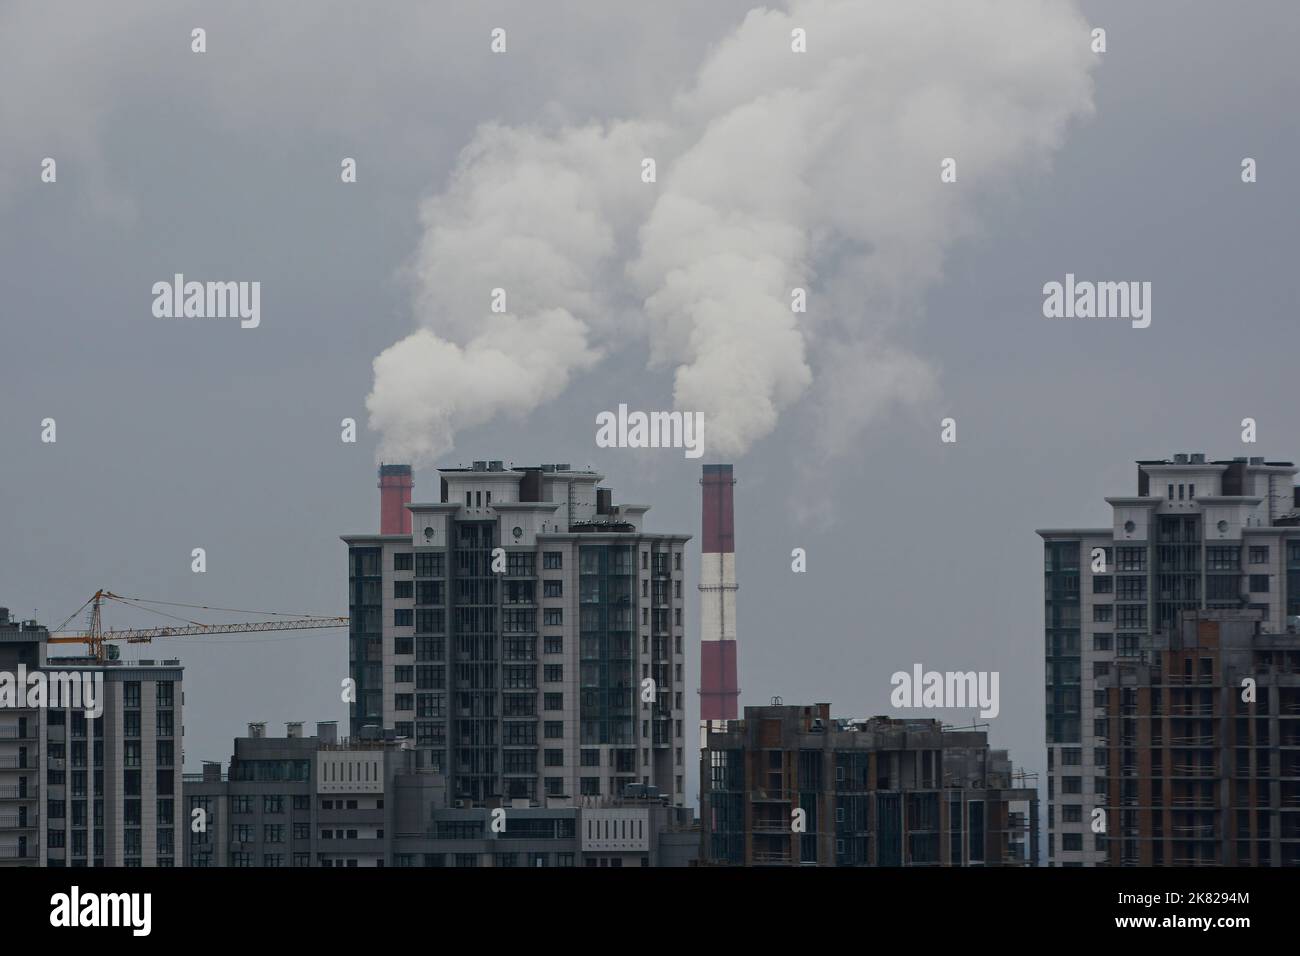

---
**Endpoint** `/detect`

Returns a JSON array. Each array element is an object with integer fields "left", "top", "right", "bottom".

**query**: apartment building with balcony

[
  {"left": 342, "top": 462, "right": 691, "bottom": 809},
  {"left": 1038, "top": 452, "right": 1300, "bottom": 865}
]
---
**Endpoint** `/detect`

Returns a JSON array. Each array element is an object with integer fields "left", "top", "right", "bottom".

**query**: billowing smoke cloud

[
  {"left": 370, "top": 0, "right": 1097, "bottom": 464},
  {"left": 368, "top": 120, "right": 665, "bottom": 464}
]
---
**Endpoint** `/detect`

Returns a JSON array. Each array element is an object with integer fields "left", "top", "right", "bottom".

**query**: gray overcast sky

[{"left": 2, "top": 0, "right": 1298, "bottom": 815}]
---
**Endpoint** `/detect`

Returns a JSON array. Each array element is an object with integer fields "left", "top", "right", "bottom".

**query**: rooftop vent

[
  {"left": 1190, "top": 453, "right": 1205, "bottom": 464},
  {"left": 1174, "top": 453, "right": 1189, "bottom": 464},
  {"left": 248, "top": 721, "right": 267, "bottom": 739}
]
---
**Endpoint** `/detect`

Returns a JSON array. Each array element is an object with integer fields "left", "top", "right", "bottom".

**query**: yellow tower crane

[{"left": 47, "top": 590, "right": 348, "bottom": 662}]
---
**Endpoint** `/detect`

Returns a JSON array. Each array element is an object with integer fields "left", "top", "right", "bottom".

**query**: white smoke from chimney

[
  {"left": 368, "top": 120, "right": 663, "bottom": 465},
  {"left": 369, "top": 0, "right": 1097, "bottom": 465}
]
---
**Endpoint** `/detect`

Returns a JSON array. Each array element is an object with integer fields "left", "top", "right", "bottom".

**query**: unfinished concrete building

[
  {"left": 699, "top": 702, "right": 1037, "bottom": 866},
  {"left": 1096, "top": 609, "right": 1300, "bottom": 866}
]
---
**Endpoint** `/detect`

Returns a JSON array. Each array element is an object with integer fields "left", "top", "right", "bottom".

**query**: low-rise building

[{"left": 700, "top": 702, "right": 1037, "bottom": 866}]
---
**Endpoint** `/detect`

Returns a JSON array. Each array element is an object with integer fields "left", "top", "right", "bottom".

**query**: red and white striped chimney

[
  {"left": 378, "top": 464, "right": 413, "bottom": 535},
  {"left": 699, "top": 463, "right": 739, "bottom": 747}
]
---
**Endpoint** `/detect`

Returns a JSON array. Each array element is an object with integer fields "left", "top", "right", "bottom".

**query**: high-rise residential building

[
  {"left": 46, "top": 657, "right": 184, "bottom": 867},
  {"left": 0, "top": 609, "right": 45, "bottom": 866},
  {"left": 699, "top": 702, "right": 1038, "bottom": 866},
  {"left": 1038, "top": 452, "right": 1300, "bottom": 866},
  {"left": 0, "top": 606, "right": 184, "bottom": 867},
  {"left": 342, "top": 461, "right": 691, "bottom": 808}
]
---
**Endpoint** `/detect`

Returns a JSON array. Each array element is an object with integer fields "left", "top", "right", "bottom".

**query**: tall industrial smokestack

[
  {"left": 378, "top": 464, "right": 413, "bottom": 535},
  {"left": 699, "top": 464, "right": 739, "bottom": 748}
]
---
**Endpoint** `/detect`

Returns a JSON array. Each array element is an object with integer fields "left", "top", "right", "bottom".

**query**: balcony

[
  {"left": 0, "top": 814, "right": 37, "bottom": 829},
  {"left": 0, "top": 788, "right": 29, "bottom": 801},
  {"left": 1171, "top": 765, "right": 1219, "bottom": 779},
  {"left": 318, "top": 808, "right": 385, "bottom": 825},
  {"left": 0, "top": 847, "right": 34, "bottom": 860},
  {"left": 316, "top": 836, "right": 383, "bottom": 852}
]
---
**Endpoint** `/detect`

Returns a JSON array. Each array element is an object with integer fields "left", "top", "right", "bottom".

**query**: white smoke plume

[
  {"left": 368, "top": 120, "right": 664, "bottom": 465},
  {"left": 369, "top": 0, "right": 1097, "bottom": 465}
]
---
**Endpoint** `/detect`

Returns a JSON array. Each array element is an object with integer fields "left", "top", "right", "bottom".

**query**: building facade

[
  {"left": 187, "top": 720, "right": 698, "bottom": 867},
  {"left": 187, "top": 720, "right": 400, "bottom": 868},
  {"left": 1095, "top": 609, "right": 1300, "bottom": 866},
  {"left": 342, "top": 462, "right": 692, "bottom": 808},
  {"left": 700, "top": 702, "right": 1038, "bottom": 866},
  {"left": 0, "top": 609, "right": 45, "bottom": 866},
  {"left": 0, "top": 607, "right": 184, "bottom": 867},
  {"left": 1039, "top": 452, "right": 1300, "bottom": 865}
]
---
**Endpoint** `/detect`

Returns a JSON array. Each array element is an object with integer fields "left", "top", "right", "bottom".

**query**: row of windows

[
  {"left": 231, "top": 823, "right": 314, "bottom": 842},
  {"left": 51, "top": 769, "right": 180, "bottom": 799},
  {"left": 393, "top": 549, "right": 684, "bottom": 575},
  {"left": 1098, "top": 575, "right": 1275, "bottom": 601},
  {"left": 395, "top": 852, "right": 577, "bottom": 867},
  {"left": 47, "top": 829, "right": 173, "bottom": 856},
  {"left": 120, "top": 682, "right": 175, "bottom": 709},
  {"left": 231, "top": 795, "right": 313, "bottom": 813},
  {"left": 1089, "top": 545, "right": 1288, "bottom": 578},
  {"left": 48, "top": 798, "right": 173, "bottom": 826},
  {"left": 392, "top": 580, "right": 446, "bottom": 603},
  {"left": 230, "top": 853, "right": 312, "bottom": 867}
]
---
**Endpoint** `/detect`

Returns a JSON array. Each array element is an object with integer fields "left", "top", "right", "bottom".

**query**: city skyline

[{"left": 3, "top": 0, "right": 1298, "bottom": 884}]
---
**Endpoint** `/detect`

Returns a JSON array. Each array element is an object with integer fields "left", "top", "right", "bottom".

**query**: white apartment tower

[{"left": 343, "top": 462, "right": 691, "bottom": 808}]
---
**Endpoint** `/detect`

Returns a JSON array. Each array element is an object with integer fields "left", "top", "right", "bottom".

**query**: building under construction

[
  {"left": 1095, "top": 608, "right": 1300, "bottom": 866},
  {"left": 699, "top": 702, "right": 1038, "bottom": 866}
]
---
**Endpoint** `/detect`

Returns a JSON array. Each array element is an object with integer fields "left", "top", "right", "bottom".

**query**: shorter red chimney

[{"left": 378, "top": 464, "right": 413, "bottom": 535}]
